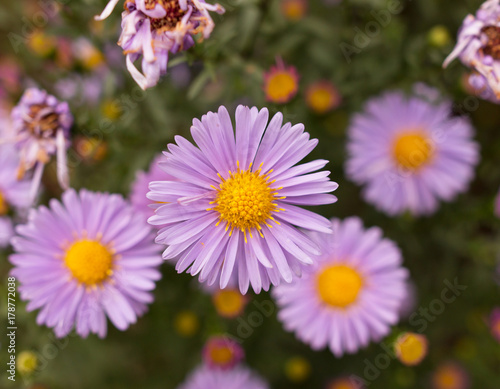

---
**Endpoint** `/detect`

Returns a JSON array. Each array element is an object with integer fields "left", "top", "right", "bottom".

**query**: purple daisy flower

[
  {"left": 10, "top": 189, "right": 162, "bottom": 338},
  {"left": 96, "top": 0, "right": 225, "bottom": 89},
  {"left": 177, "top": 365, "right": 268, "bottom": 389},
  {"left": 202, "top": 335, "right": 245, "bottom": 370},
  {"left": 0, "top": 217, "right": 14, "bottom": 248},
  {"left": 148, "top": 105, "right": 338, "bottom": 294},
  {"left": 11, "top": 88, "right": 73, "bottom": 201},
  {"left": 345, "top": 88, "right": 479, "bottom": 216},
  {"left": 443, "top": 0, "right": 500, "bottom": 99},
  {"left": 272, "top": 217, "right": 408, "bottom": 357}
]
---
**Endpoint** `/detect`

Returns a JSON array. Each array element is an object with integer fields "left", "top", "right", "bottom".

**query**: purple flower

[
  {"left": 148, "top": 105, "right": 338, "bottom": 294},
  {"left": 96, "top": 0, "right": 225, "bottom": 89},
  {"left": 202, "top": 335, "right": 245, "bottom": 370},
  {"left": 444, "top": 0, "right": 500, "bottom": 99},
  {"left": 345, "top": 88, "right": 479, "bottom": 216},
  {"left": 11, "top": 88, "right": 73, "bottom": 201},
  {"left": 177, "top": 365, "right": 268, "bottom": 389},
  {"left": 10, "top": 189, "right": 162, "bottom": 338},
  {"left": 0, "top": 217, "right": 14, "bottom": 248},
  {"left": 467, "top": 72, "right": 500, "bottom": 103},
  {"left": 272, "top": 217, "right": 408, "bottom": 357},
  {"left": 489, "top": 307, "right": 500, "bottom": 342},
  {"left": 130, "top": 153, "right": 173, "bottom": 218}
]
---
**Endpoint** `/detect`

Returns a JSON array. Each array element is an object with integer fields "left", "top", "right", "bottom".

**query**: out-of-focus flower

[
  {"left": 0, "top": 217, "right": 14, "bottom": 248},
  {"left": 11, "top": 88, "right": 74, "bottom": 200},
  {"left": 177, "top": 365, "right": 268, "bottom": 389},
  {"left": 428, "top": 25, "right": 451, "bottom": 47},
  {"left": 305, "top": 80, "right": 341, "bottom": 114},
  {"left": 74, "top": 136, "right": 108, "bottom": 163},
  {"left": 148, "top": 105, "right": 338, "bottom": 293},
  {"left": 73, "top": 38, "right": 105, "bottom": 71},
  {"left": 95, "top": 0, "right": 225, "bottom": 89},
  {"left": 273, "top": 217, "right": 408, "bottom": 357},
  {"left": 56, "top": 38, "right": 74, "bottom": 69},
  {"left": 394, "top": 332, "right": 428, "bottom": 366},
  {"left": 17, "top": 351, "right": 38, "bottom": 375},
  {"left": 281, "top": 0, "right": 308, "bottom": 21},
  {"left": 488, "top": 307, "right": 500, "bottom": 342},
  {"left": 263, "top": 59, "right": 299, "bottom": 104},
  {"left": 466, "top": 71, "right": 500, "bottom": 103},
  {"left": 346, "top": 88, "right": 479, "bottom": 216},
  {"left": 10, "top": 189, "right": 162, "bottom": 338},
  {"left": 211, "top": 288, "right": 248, "bottom": 318},
  {"left": 0, "top": 58, "right": 21, "bottom": 95},
  {"left": 101, "top": 99, "right": 122, "bottom": 121},
  {"left": 284, "top": 356, "right": 310, "bottom": 383},
  {"left": 432, "top": 362, "right": 470, "bottom": 389},
  {"left": 443, "top": 0, "right": 500, "bottom": 99},
  {"left": 54, "top": 75, "right": 104, "bottom": 106},
  {"left": 327, "top": 376, "right": 364, "bottom": 389},
  {"left": 202, "top": 336, "right": 244, "bottom": 370},
  {"left": 174, "top": 310, "right": 200, "bottom": 336},
  {"left": 27, "top": 31, "right": 57, "bottom": 57}
]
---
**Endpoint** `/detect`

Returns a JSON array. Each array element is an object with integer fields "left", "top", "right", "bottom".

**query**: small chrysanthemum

[
  {"left": 346, "top": 88, "right": 479, "bottom": 216},
  {"left": 488, "top": 307, "right": 500, "bottom": 342},
  {"left": 148, "top": 105, "right": 338, "bottom": 293},
  {"left": 263, "top": 59, "right": 300, "bottom": 104},
  {"left": 11, "top": 88, "right": 73, "bottom": 200},
  {"left": 273, "top": 217, "right": 408, "bottom": 357},
  {"left": 17, "top": 351, "right": 38, "bottom": 375},
  {"left": 281, "top": 0, "right": 308, "bottom": 21},
  {"left": 284, "top": 356, "right": 311, "bottom": 383},
  {"left": 0, "top": 144, "right": 31, "bottom": 248},
  {"left": 444, "top": 0, "right": 500, "bottom": 99},
  {"left": 394, "top": 332, "right": 428, "bottom": 366},
  {"left": 305, "top": 80, "right": 341, "bottom": 114},
  {"left": 10, "top": 189, "right": 162, "bottom": 338},
  {"left": 177, "top": 365, "right": 268, "bottom": 389},
  {"left": 96, "top": 0, "right": 225, "bottom": 89},
  {"left": 202, "top": 336, "right": 244, "bottom": 370},
  {"left": 432, "top": 362, "right": 470, "bottom": 389}
]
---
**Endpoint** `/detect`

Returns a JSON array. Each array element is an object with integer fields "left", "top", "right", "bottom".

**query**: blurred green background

[{"left": 0, "top": 0, "right": 499, "bottom": 388}]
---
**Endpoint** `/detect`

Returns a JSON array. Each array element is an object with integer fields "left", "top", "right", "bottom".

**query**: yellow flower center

[
  {"left": 281, "top": 0, "right": 307, "bottom": 21},
  {"left": 329, "top": 379, "right": 356, "bottom": 389},
  {"left": 174, "top": 311, "right": 199, "bottom": 337},
  {"left": 307, "top": 86, "right": 336, "bottom": 113},
  {"left": 212, "top": 289, "right": 246, "bottom": 318},
  {"left": 435, "top": 367, "right": 460, "bottom": 389},
  {"left": 209, "top": 346, "right": 234, "bottom": 365},
  {"left": 266, "top": 71, "right": 298, "bottom": 103},
  {"left": 17, "top": 351, "right": 38, "bottom": 375},
  {"left": 395, "top": 333, "right": 428, "bottom": 366},
  {"left": 64, "top": 240, "right": 113, "bottom": 285},
  {"left": 0, "top": 191, "right": 8, "bottom": 216},
  {"left": 285, "top": 356, "right": 311, "bottom": 383},
  {"left": 210, "top": 164, "right": 281, "bottom": 240},
  {"left": 317, "top": 265, "right": 363, "bottom": 308},
  {"left": 393, "top": 131, "right": 433, "bottom": 171}
]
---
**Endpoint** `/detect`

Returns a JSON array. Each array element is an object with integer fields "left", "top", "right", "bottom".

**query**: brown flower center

[
  {"left": 481, "top": 26, "right": 500, "bottom": 60},
  {"left": 142, "top": 0, "right": 188, "bottom": 32},
  {"left": 26, "top": 104, "right": 60, "bottom": 137}
]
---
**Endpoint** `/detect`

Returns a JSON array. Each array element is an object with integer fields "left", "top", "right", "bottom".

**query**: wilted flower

[
  {"left": 11, "top": 88, "right": 73, "bottom": 200},
  {"left": 444, "top": 0, "right": 500, "bottom": 99},
  {"left": 95, "top": 0, "right": 225, "bottom": 89}
]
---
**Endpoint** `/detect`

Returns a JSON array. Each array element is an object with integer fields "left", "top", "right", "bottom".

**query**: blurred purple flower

[
  {"left": 11, "top": 88, "right": 73, "bottom": 200},
  {"left": 273, "top": 217, "right": 408, "bottom": 357},
  {"left": 10, "top": 189, "right": 162, "bottom": 338},
  {"left": 148, "top": 105, "right": 338, "bottom": 294},
  {"left": 178, "top": 364, "right": 268, "bottom": 389},
  {"left": 96, "top": 0, "right": 225, "bottom": 89},
  {"left": 345, "top": 88, "right": 479, "bottom": 216},
  {"left": 444, "top": 0, "right": 500, "bottom": 100},
  {"left": 202, "top": 335, "right": 244, "bottom": 370}
]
